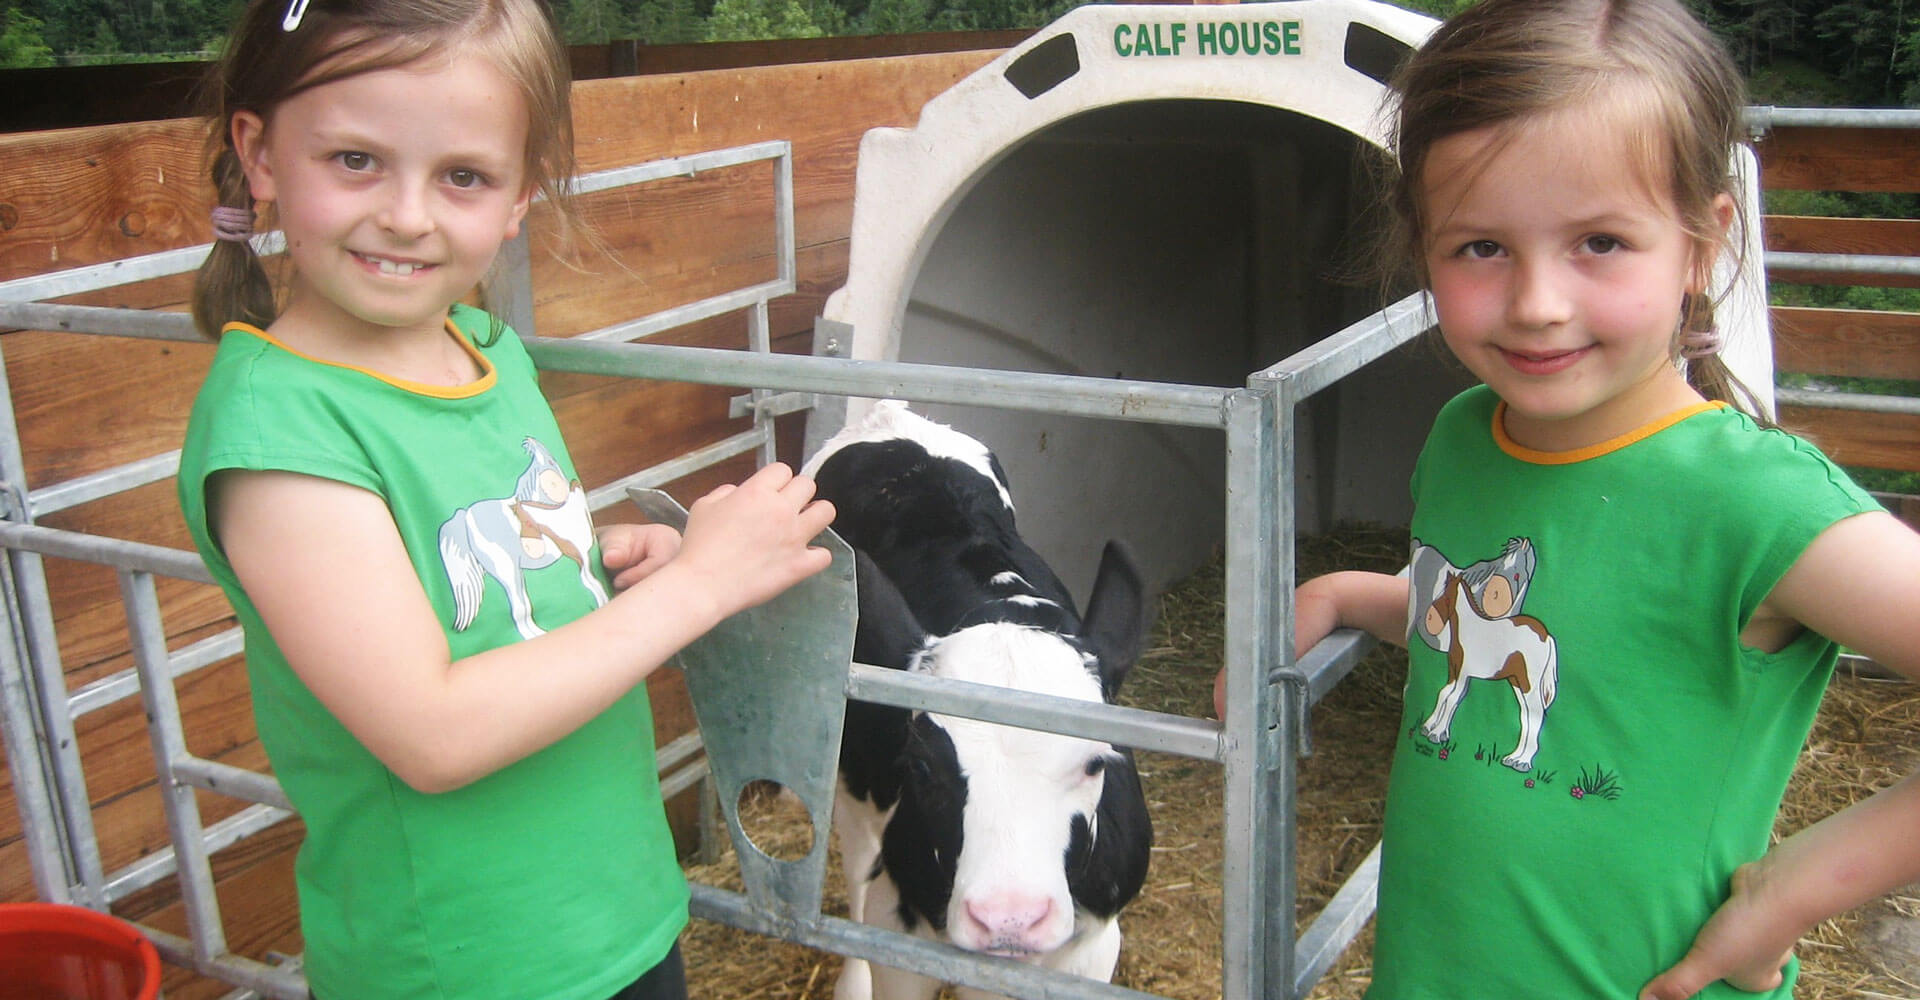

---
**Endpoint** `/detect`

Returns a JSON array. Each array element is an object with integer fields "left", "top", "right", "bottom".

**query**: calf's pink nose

[{"left": 964, "top": 892, "right": 1053, "bottom": 939}]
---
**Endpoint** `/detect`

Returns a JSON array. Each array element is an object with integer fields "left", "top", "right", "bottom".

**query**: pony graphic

[
  {"left": 439, "top": 437, "right": 609, "bottom": 639},
  {"left": 1420, "top": 569, "right": 1558, "bottom": 772},
  {"left": 1408, "top": 536, "right": 1536, "bottom": 651}
]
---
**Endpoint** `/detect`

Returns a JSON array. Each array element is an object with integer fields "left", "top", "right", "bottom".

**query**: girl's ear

[
  {"left": 1688, "top": 192, "right": 1739, "bottom": 293},
  {"left": 230, "top": 111, "right": 276, "bottom": 203},
  {"left": 503, "top": 181, "right": 534, "bottom": 241}
]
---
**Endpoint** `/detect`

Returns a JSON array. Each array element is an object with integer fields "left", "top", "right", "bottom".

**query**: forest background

[{"left": 1, "top": 0, "right": 1915, "bottom": 489}]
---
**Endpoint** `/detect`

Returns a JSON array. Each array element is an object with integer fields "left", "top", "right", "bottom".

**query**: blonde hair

[
  {"left": 1383, "top": 0, "right": 1765, "bottom": 419},
  {"left": 191, "top": 0, "right": 578, "bottom": 343}
]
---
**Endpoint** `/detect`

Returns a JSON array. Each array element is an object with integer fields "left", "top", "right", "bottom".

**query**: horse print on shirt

[
  {"left": 1408, "top": 538, "right": 1558, "bottom": 773},
  {"left": 438, "top": 436, "right": 609, "bottom": 639}
]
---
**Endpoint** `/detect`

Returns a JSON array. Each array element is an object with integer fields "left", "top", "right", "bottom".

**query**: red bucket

[{"left": 0, "top": 903, "right": 161, "bottom": 1000}]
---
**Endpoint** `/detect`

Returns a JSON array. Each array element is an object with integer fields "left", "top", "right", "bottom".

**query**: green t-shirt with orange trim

[
  {"left": 1368, "top": 384, "right": 1879, "bottom": 1000},
  {"left": 176, "top": 304, "right": 687, "bottom": 1000}
]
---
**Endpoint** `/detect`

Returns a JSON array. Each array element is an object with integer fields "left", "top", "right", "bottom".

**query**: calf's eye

[{"left": 1084, "top": 757, "right": 1107, "bottom": 778}]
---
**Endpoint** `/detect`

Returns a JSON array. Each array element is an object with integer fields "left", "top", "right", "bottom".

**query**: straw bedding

[{"left": 681, "top": 526, "right": 1920, "bottom": 999}]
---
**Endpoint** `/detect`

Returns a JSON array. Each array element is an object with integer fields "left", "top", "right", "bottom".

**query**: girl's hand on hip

[{"left": 1640, "top": 862, "right": 1796, "bottom": 1000}]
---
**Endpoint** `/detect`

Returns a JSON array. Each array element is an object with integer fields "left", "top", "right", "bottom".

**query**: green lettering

[
  {"left": 1113, "top": 23, "right": 1132, "bottom": 57},
  {"left": 1263, "top": 21, "right": 1281, "bottom": 54},
  {"left": 1283, "top": 20, "right": 1301, "bottom": 55},
  {"left": 1170, "top": 21, "right": 1187, "bottom": 55},
  {"left": 1196, "top": 21, "right": 1218, "bottom": 55}
]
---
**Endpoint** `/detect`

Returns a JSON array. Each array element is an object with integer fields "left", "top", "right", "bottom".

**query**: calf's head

[{"left": 856, "top": 542, "right": 1153, "bottom": 957}]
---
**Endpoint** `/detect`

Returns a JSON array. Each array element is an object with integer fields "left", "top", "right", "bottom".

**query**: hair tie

[
  {"left": 1679, "top": 326, "right": 1723, "bottom": 361},
  {"left": 283, "top": 0, "right": 311, "bottom": 31},
  {"left": 211, "top": 205, "right": 256, "bottom": 243}
]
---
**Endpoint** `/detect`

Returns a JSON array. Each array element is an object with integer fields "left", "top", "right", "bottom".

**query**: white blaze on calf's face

[{"left": 913, "top": 623, "right": 1116, "bottom": 955}]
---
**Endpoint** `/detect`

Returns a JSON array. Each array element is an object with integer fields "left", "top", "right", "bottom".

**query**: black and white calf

[{"left": 802, "top": 401, "right": 1154, "bottom": 1000}]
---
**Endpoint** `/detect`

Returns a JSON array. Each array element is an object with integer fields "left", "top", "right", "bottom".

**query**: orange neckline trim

[
  {"left": 221, "top": 317, "right": 498, "bottom": 399},
  {"left": 1492, "top": 399, "right": 1728, "bottom": 465}
]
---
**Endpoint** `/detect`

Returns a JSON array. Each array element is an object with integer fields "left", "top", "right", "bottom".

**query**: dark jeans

[
  {"left": 309, "top": 942, "right": 688, "bottom": 1000},
  {"left": 606, "top": 942, "right": 687, "bottom": 1000}
]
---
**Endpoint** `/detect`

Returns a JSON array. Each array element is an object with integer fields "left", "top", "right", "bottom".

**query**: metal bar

[
  {"left": 1745, "top": 105, "right": 1920, "bottom": 132},
  {"left": 1252, "top": 292, "right": 1433, "bottom": 399},
  {"left": 0, "top": 559, "right": 74, "bottom": 902},
  {"left": 748, "top": 300, "right": 779, "bottom": 467},
  {"left": 0, "top": 233, "right": 284, "bottom": 304},
  {"left": 656, "top": 728, "right": 707, "bottom": 772},
  {"left": 585, "top": 426, "right": 771, "bottom": 511},
  {"left": 1766, "top": 250, "right": 1920, "bottom": 280},
  {"left": 69, "top": 626, "right": 243, "bottom": 719},
  {"left": 0, "top": 521, "right": 213, "bottom": 582},
  {"left": 774, "top": 142, "right": 797, "bottom": 289},
  {"left": 1216, "top": 388, "right": 1290, "bottom": 999},
  {"left": 141, "top": 925, "right": 309, "bottom": 1000},
  {"left": 121, "top": 569, "right": 229, "bottom": 963},
  {"left": 172, "top": 757, "right": 296, "bottom": 812},
  {"left": 1288, "top": 628, "right": 1382, "bottom": 709},
  {"left": 659, "top": 757, "right": 712, "bottom": 801},
  {"left": 845, "top": 662, "right": 1224, "bottom": 761},
  {"left": 571, "top": 279, "right": 798, "bottom": 344},
  {"left": 690, "top": 883, "right": 1168, "bottom": 1000},
  {"left": 1292, "top": 841, "right": 1381, "bottom": 998},
  {"left": 0, "top": 339, "right": 111, "bottom": 907},
  {"left": 526, "top": 337, "right": 1235, "bottom": 429},
  {"left": 1776, "top": 386, "right": 1920, "bottom": 416},
  {"left": 28, "top": 450, "right": 182, "bottom": 519},
  {"left": 566, "top": 140, "right": 792, "bottom": 196},
  {"left": 0, "top": 303, "right": 202, "bottom": 342},
  {"left": 104, "top": 803, "right": 296, "bottom": 904}
]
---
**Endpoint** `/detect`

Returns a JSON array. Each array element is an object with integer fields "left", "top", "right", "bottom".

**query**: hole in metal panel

[{"left": 735, "top": 778, "right": 815, "bottom": 862}]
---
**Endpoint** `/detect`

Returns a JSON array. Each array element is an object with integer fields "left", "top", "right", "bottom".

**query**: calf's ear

[
  {"left": 853, "top": 550, "right": 930, "bottom": 670},
  {"left": 1081, "top": 540, "right": 1149, "bottom": 698}
]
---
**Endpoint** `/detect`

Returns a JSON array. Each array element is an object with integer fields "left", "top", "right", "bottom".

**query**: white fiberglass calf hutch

[
  {"left": 807, "top": 1, "right": 1773, "bottom": 997},
  {"left": 817, "top": 0, "right": 1772, "bottom": 595}
]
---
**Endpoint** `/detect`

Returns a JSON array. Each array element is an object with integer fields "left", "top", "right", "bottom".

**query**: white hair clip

[{"left": 283, "top": 0, "right": 311, "bottom": 31}]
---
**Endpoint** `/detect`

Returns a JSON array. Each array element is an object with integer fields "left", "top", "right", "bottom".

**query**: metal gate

[{"left": 0, "top": 136, "right": 1408, "bottom": 1000}]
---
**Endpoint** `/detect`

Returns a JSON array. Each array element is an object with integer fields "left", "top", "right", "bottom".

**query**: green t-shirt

[
  {"left": 176, "top": 305, "right": 688, "bottom": 1000},
  {"left": 1370, "top": 385, "right": 1879, "bottom": 1000}
]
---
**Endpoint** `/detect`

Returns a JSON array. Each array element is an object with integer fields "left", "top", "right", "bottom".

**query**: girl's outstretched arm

[
  {"left": 214, "top": 461, "right": 835, "bottom": 794},
  {"left": 1213, "top": 570, "right": 1410, "bottom": 720},
  {"left": 1642, "top": 510, "right": 1920, "bottom": 1000}
]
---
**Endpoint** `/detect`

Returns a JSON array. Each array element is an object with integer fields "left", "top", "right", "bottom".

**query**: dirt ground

[{"left": 680, "top": 528, "right": 1920, "bottom": 1000}]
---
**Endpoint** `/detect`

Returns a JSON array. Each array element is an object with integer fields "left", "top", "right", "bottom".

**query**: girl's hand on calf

[{"left": 674, "top": 462, "right": 836, "bottom": 619}]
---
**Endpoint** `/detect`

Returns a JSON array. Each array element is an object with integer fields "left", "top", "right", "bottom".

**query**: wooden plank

[
  {"left": 1764, "top": 215, "right": 1920, "bottom": 259},
  {"left": 1762, "top": 214, "right": 1920, "bottom": 288},
  {"left": 1756, "top": 125, "right": 1920, "bottom": 193},
  {"left": 0, "top": 31, "right": 1027, "bottom": 133},
  {"left": 1772, "top": 306, "right": 1920, "bottom": 381},
  {"left": 576, "top": 30, "right": 1031, "bottom": 80},
  {"left": 0, "top": 121, "right": 211, "bottom": 283},
  {"left": 1779, "top": 405, "right": 1920, "bottom": 473}
]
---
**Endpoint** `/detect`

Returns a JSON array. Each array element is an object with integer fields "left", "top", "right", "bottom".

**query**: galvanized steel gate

[{"left": 0, "top": 138, "right": 1411, "bottom": 1000}]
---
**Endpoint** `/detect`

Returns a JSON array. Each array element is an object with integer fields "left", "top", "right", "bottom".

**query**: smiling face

[
  {"left": 232, "top": 49, "right": 532, "bottom": 350},
  {"left": 1419, "top": 101, "right": 1732, "bottom": 452}
]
